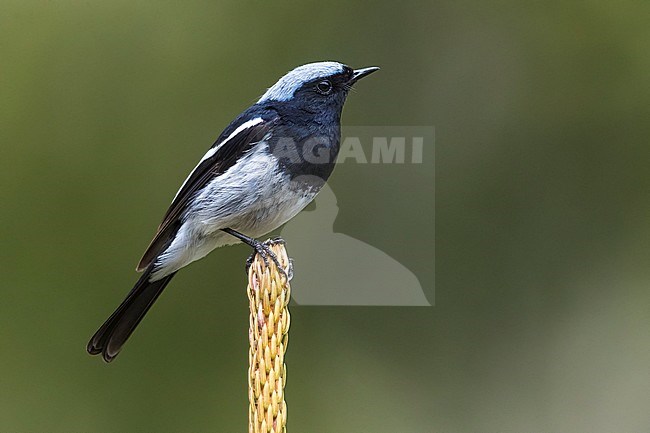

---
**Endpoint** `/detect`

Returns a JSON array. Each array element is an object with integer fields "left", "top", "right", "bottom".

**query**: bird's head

[{"left": 258, "top": 61, "right": 379, "bottom": 114}]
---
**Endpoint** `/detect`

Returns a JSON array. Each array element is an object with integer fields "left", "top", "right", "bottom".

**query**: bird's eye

[{"left": 316, "top": 80, "right": 333, "bottom": 95}]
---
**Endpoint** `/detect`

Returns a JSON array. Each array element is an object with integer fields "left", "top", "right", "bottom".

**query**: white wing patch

[{"left": 171, "top": 117, "right": 264, "bottom": 202}]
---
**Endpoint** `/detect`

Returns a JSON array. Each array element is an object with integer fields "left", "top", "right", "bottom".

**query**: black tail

[{"left": 87, "top": 269, "right": 176, "bottom": 362}]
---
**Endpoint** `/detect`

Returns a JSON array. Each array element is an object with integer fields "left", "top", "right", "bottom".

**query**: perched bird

[{"left": 87, "top": 61, "right": 379, "bottom": 362}]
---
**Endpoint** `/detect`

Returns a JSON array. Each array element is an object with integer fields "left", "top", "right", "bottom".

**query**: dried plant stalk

[{"left": 247, "top": 242, "right": 291, "bottom": 433}]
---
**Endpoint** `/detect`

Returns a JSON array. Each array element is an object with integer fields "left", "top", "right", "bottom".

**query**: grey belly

[
  {"left": 231, "top": 183, "right": 320, "bottom": 238},
  {"left": 152, "top": 145, "right": 325, "bottom": 279},
  {"left": 154, "top": 182, "right": 320, "bottom": 277}
]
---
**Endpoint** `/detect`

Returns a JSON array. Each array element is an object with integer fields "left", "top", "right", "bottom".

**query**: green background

[{"left": 2, "top": 1, "right": 649, "bottom": 432}]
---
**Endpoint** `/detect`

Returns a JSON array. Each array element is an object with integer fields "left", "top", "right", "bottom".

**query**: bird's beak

[{"left": 350, "top": 66, "right": 380, "bottom": 83}]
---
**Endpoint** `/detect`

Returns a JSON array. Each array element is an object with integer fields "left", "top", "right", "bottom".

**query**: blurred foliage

[{"left": 1, "top": 1, "right": 649, "bottom": 432}]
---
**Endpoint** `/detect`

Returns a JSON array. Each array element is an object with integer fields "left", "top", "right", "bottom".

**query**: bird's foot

[{"left": 245, "top": 238, "right": 292, "bottom": 281}]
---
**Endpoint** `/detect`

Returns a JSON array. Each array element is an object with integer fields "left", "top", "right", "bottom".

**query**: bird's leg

[{"left": 222, "top": 228, "right": 289, "bottom": 280}]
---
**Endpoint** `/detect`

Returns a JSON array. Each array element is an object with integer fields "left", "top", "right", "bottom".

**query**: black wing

[{"left": 136, "top": 113, "right": 277, "bottom": 271}]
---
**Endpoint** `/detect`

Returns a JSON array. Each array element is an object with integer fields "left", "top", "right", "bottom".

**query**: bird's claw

[{"left": 245, "top": 238, "right": 292, "bottom": 282}]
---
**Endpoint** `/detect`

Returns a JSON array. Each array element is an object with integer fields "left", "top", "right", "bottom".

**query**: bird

[{"left": 87, "top": 61, "right": 379, "bottom": 362}]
